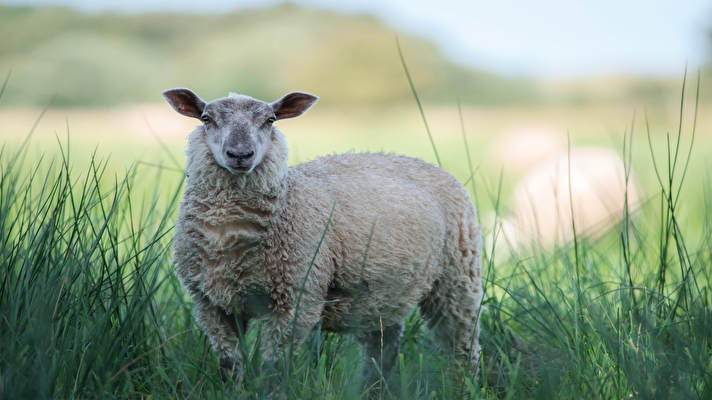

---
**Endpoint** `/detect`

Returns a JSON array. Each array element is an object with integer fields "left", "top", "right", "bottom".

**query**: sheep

[
  {"left": 511, "top": 147, "right": 639, "bottom": 245},
  {"left": 162, "top": 88, "right": 483, "bottom": 390},
  {"left": 486, "top": 147, "right": 639, "bottom": 255}
]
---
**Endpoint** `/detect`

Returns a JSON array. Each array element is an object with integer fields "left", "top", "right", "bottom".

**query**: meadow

[{"left": 1, "top": 63, "right": 711, "bottom": 399}]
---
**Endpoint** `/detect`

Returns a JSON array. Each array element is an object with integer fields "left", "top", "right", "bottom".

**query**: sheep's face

[
  {"left": 162, "top": 88, "right": 318, "bottom": 175},
  {"left": 199, "top": 95, "right": 275, "bottom": 174}
]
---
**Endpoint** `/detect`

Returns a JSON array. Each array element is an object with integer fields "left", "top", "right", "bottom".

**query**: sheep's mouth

[
  {"left": 223, "top": 151, "right": 255, "bottom": 174},
  {"left": 222, "top": 159, "right": 254, "bottom": 174}
]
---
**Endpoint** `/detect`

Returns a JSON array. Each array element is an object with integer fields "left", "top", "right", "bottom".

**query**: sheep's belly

[{"left": 322, "top": 260, "right": 440, "bottom": 332}]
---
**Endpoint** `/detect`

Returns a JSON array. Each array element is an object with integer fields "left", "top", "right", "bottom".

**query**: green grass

[{"left": 1, "top": 72, "right": 711, "bottom": 399}]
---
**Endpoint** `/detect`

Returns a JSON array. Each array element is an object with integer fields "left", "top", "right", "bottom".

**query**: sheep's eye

[
  {"left": 266, "top": 116, "right": 276, "bottom": 125},
  {"left": 200, "top": 115, "right": 212, "bottom": 124}
]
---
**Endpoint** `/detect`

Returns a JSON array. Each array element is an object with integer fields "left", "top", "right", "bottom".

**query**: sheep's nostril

[{"left": 225, "top": 150, "right": 254, "bottom": 161}]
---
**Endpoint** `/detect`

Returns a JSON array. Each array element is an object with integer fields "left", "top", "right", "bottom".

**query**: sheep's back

[{"left": 292, "top": 152, "right": 469, "bottom": 211}]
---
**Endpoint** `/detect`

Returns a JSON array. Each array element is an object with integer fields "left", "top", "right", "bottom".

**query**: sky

[{"left": 3, "top": 0, "right": 711, "bottom": 77}]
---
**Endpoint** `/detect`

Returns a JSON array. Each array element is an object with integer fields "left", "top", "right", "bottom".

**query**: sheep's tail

[{"left": 450, "top": 194, "right": 482, "bottom": 282}]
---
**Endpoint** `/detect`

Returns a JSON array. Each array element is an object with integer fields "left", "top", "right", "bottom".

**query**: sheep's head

[{"left": 162, "top": 88, "right": 318, "bottom": 174}]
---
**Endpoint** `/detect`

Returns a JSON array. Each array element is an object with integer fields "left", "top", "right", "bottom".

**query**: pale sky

[{"left": 3, "top": 0, "right": 711, "bottom": 77}]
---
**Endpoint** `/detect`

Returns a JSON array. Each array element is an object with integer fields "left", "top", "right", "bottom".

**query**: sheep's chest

[
  {"left": 191, "top": 218, "right": 271, "bottom": 313},
  {"left": 199, "top": 219, "right": 262, "bottom": 250}
]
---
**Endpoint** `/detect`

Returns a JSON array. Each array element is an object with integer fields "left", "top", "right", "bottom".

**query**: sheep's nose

[{"left": 225, "top": 150, "right": 254, "bottom": 161}]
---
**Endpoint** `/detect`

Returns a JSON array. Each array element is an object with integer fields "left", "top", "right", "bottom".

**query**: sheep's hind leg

[
  {"left": 419, "top": 272, "right": 482, "bottom": 376},
  {"left": 358, "top": 322, "right": 403, "bottom": 397}
]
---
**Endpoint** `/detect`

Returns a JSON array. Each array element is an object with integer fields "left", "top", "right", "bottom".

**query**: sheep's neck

[{"left": 183, "top": 159, "right": 288, "bottom": 226}]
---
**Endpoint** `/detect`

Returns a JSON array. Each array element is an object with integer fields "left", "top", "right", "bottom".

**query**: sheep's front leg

[
  {"left": 193, "top": 295, "right": 247, "bottom": 382},
  {"left": 257, "top": 302, "right": 324, "bottom": 367},
  {"left": 359, "top": 322, "right": 404, "bottom": 395}
]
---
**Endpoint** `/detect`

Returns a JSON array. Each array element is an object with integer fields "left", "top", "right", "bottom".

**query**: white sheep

[
  {"left": 487, "top": 147, "right": 639, "bottom": 253},
  {"left": 162, "top": 88, "right": 483, "bottom": 389}
]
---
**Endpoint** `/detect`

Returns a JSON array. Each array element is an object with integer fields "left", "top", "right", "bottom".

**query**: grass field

[{"left": 1, "top": 74, "right": 711, "bottom": 399}]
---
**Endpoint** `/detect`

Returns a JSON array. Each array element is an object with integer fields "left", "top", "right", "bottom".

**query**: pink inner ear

[
  {"left": 180, "top": 104, "right": 198, "bottom": 115},
  {"left": 164, "top": 88, "right": 205, "bottom": 118},
  {"left": 274, "top": 93, "right": 317, "bottom": 119}
]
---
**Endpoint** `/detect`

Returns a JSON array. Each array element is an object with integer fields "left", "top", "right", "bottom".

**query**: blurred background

[{"left": 1, "top": 0, "right": 711, "bottom": 246}]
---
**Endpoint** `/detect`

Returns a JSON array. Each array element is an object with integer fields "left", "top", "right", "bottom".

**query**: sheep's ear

[
  {"left": 162, "top": 88, "right": 206, "bottom": 119},
  {"left": 270, "top": 92, "right": 318, "bottom": 120}
]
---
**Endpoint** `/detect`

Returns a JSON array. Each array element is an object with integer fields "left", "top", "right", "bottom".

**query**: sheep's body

[{"left": 171, "top": 96, "right": 482, "bottom": 386}]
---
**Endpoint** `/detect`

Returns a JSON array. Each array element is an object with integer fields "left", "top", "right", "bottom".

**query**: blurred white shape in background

[{"left": 487, "top": 147, "right": 640, "bottom": 256}]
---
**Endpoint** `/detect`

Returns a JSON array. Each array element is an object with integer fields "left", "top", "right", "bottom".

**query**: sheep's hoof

[{"left": 219, "top": 354, "right": 236, "bottom": 383}]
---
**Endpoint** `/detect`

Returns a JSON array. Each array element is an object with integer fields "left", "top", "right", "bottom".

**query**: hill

[{"left": 0, "top": 3, "right": 539, "bottom": 107}]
